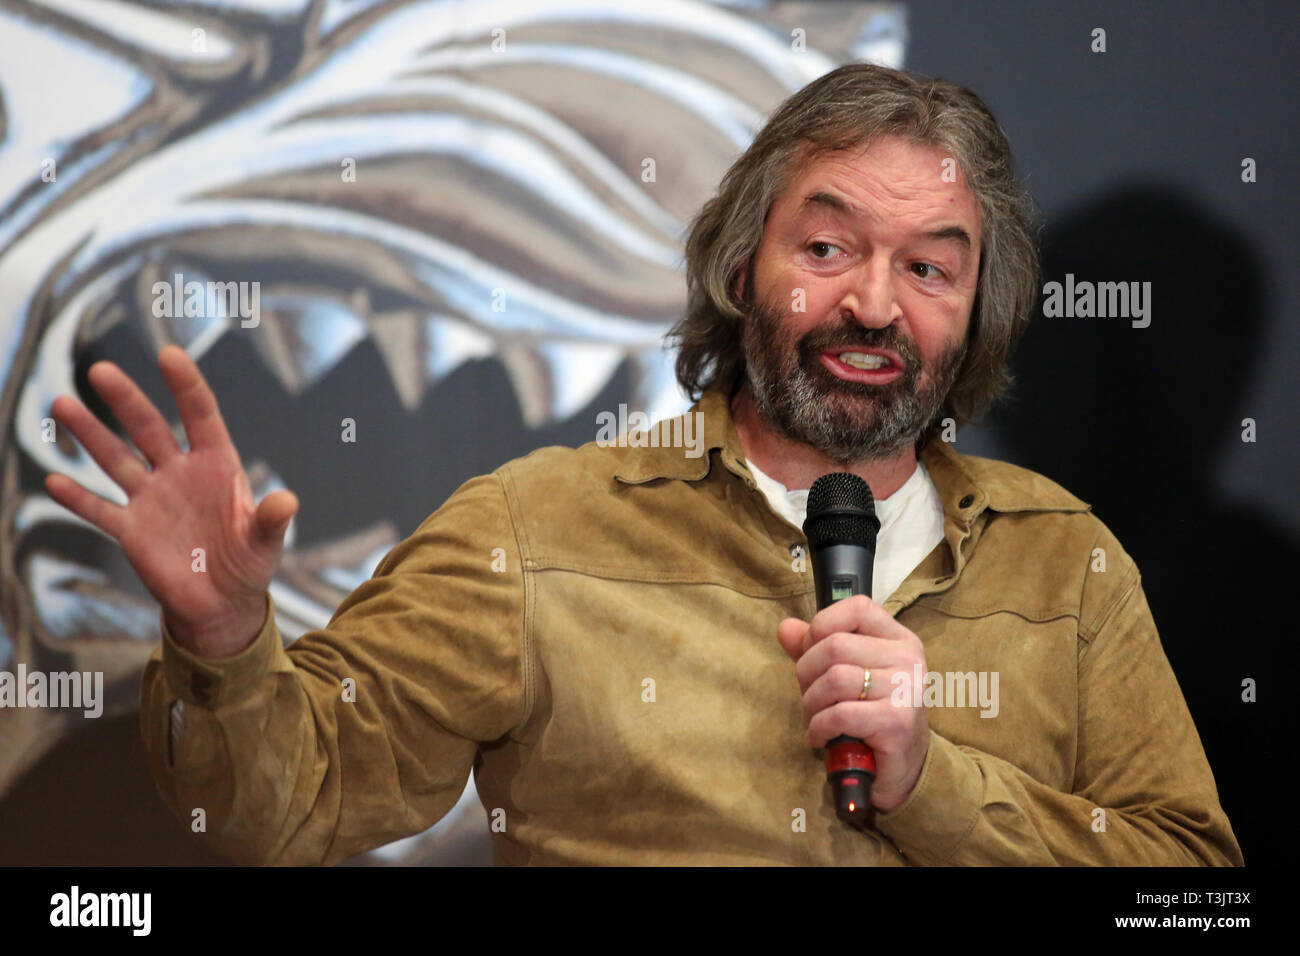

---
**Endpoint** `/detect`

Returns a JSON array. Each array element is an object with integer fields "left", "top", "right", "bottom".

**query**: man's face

[{"left": 736, "top": 135, "right": 982, "bottom": 463}]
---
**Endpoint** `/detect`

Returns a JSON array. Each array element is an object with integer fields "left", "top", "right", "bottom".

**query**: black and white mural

[{"left": 0, "top": 0, "right": 905, "bottom": 864}]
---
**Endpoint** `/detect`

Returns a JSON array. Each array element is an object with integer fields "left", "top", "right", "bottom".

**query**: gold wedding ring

[{"left": 858, "top": 668, "right": 872, "bottom": 700}]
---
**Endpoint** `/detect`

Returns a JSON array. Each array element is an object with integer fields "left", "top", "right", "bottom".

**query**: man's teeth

[{"left": 838, "top": 351, "right": 891, "bottom": 370}]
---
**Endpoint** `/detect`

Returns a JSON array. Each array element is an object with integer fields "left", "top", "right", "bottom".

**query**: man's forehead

[
  {"left": 778, "top": 142, "right": 980, "bottom": 240},
  {"left": 789, "top": 137, "right": 971, "bottom": 194},
  {"left": 789, "top": 186, "right": 976, "bottom": 253}
]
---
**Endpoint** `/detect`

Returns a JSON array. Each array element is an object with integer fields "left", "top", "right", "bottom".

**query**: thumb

[
  {"left": 777, "top": 617, "right": 808, "bottom": 661},
  {"left": 252, "top": 489, "right": 298, "bottom": 548}
]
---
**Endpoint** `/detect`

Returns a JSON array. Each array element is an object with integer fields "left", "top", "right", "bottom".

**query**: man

[{"left": 45, "top": 64, "right": 1241, "bottom": 865}]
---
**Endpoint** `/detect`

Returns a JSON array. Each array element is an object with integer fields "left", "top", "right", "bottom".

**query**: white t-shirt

[{"left": 745, "top": 457, "right": 946, "bottom": 604}]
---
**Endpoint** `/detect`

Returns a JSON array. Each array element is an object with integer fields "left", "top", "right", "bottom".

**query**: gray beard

[{"left": 741, "top": 298, "right": 968, "bottom": 465}]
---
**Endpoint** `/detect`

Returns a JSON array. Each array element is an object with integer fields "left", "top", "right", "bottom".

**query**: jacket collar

[
  {"left": 613, "top": 387, "right": 1090, "bottom": 518},
  {"left": 611, "top": 388, "right": 740, "bottom": 485}
]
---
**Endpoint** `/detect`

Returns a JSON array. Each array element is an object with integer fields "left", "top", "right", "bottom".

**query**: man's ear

[{"left": 731, "top": 263, "right": 749, "bottom": 304}]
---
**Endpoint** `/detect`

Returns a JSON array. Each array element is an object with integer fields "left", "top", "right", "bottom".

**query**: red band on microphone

[{"left": 827, "top": 740, "right": 877, "bottom": 775}]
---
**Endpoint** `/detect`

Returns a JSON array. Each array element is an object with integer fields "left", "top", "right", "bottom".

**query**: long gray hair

[{"left": 668, "top": 63, "right": 1041, "bottom": 441}]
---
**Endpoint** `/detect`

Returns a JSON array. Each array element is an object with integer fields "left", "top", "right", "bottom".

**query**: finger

[
  {"left": 777, "top": 617, "right": 807, "bottom": 661},
  {"left": 252, "top": 489, "right": 298, "bottom": 549},
  {"left": 794, "top": 631, "right": 897, "bottom": 693},
  {"left": 49, "top": 394, "right": 150, "bottom": 494},
  {"left": 804, "top": 594, "right": 910, "bottom": 653},
  {"left": 808, "top": 700, "right": 878, "bottom": 750},
  {"left": 44, "top": 472, "right": 126, "bottom": 539},
  {"left": 157, "top": 345, "right": 235, "bottom": 453},
  {"left": 801, "top": 662, "right": 898, "bottom": 725},
  {"left": 86, "top": 360, "right": 181, "bottom": 468}
]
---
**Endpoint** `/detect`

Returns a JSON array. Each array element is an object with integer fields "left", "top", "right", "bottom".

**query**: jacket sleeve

[
  {"left": 873, "top": 544, "right": 1243, "bottom": 866},
  {"left": 138, "top": 472, "right": 527, "bottom": 866}
]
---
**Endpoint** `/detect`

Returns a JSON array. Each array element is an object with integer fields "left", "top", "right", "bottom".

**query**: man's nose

[{"left": 840, "top": 257, "right": 902, "bottom": 329}]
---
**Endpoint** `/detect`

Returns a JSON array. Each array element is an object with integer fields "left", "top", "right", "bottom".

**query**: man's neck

[{"left": 730, "top": 383, "right": 919, "bottom": 499}]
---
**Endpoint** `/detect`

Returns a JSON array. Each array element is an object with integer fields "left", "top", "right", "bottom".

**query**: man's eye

[
  {"left": 912, "top": 262, "right": 946, "bottom": 281},
  {"left": 808, "top": 242, "right": 843, "bottom": 259}
]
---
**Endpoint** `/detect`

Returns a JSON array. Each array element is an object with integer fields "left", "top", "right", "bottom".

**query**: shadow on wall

[{"left": 989, "top": 182, "right": 1296, "bottom": 871}]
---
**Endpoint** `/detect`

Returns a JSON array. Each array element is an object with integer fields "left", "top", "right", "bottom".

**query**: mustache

[
  {"left": 797, "top": 326, "right": 919, "bottom": 369},
  {"left": 747, "top": 298, "right": 920, "bottom": 370}
]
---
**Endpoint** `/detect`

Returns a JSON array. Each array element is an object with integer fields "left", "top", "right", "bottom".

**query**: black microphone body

[
  {"left": 809, "top": 543, "right": 875, "bottom": 610},
  {"left": 802, "top": 473, "right": 881, "bottom": 826}
]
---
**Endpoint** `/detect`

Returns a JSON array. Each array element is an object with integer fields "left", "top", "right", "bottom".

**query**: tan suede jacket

[{"left": 140, "top": 388, "right": 1242, "bottom": 866}]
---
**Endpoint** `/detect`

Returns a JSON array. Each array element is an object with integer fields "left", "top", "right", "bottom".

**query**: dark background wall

[{"left": 0, "top": 0, "right": 1293, "bottom": 869}]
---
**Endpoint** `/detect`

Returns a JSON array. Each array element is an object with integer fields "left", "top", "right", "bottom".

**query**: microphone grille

[
  {"left": 806, "top": 472, "right": 875, "bottom": 515},
  {"left": 803, "top": 472, "right": 880, "bottom": 549}
]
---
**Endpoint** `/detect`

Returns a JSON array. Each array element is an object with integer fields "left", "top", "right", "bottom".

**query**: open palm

[{"left": 45, "top": 345, "right": 298, "bottom": 656}]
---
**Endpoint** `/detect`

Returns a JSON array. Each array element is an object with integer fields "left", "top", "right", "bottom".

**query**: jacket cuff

[
  {"left": 873, "top": 730, "right": 983, "bottom": 864},
  {"left": 160, "top": 593, "right": 280, "bottom": 709}
]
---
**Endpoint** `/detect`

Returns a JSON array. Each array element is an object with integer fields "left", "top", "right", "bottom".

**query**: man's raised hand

[{"left": 44, "top": 345, "right": 297, "bottom": 658}]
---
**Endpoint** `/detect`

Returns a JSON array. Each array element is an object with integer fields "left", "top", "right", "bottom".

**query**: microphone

[{"left": 802, "top": 472, "right": 881, "bottom": 826}]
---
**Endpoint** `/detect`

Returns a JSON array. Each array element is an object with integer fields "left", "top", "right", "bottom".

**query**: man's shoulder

[
  {"left": 492, "top": 436, "right": 649, "bottom": 491},
  {"left": 937, "top": 443, "right": 1141, "bottom": 582},
  {"left": 916, "top": 445, "right": 1145, "bottom": 633},
  {"left": 485, "top": 436, "right": 701, "bottom": 534},
  {"left": 479, "top": 435, "right": 762, "bottom": 582},
  {"left": 924, "top": 441, "right": 1092, "bottom": 516}
]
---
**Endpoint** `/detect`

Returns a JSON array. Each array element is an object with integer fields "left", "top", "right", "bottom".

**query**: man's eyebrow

[
  {"left": 797, "top": 190, "right": 972, "bottom": 251},
  {"left": 799, "top": 190, "right": 869, "bottom": 222},
  {"left": 923, "top": 224, "right": 973, "bottom": 251}
]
